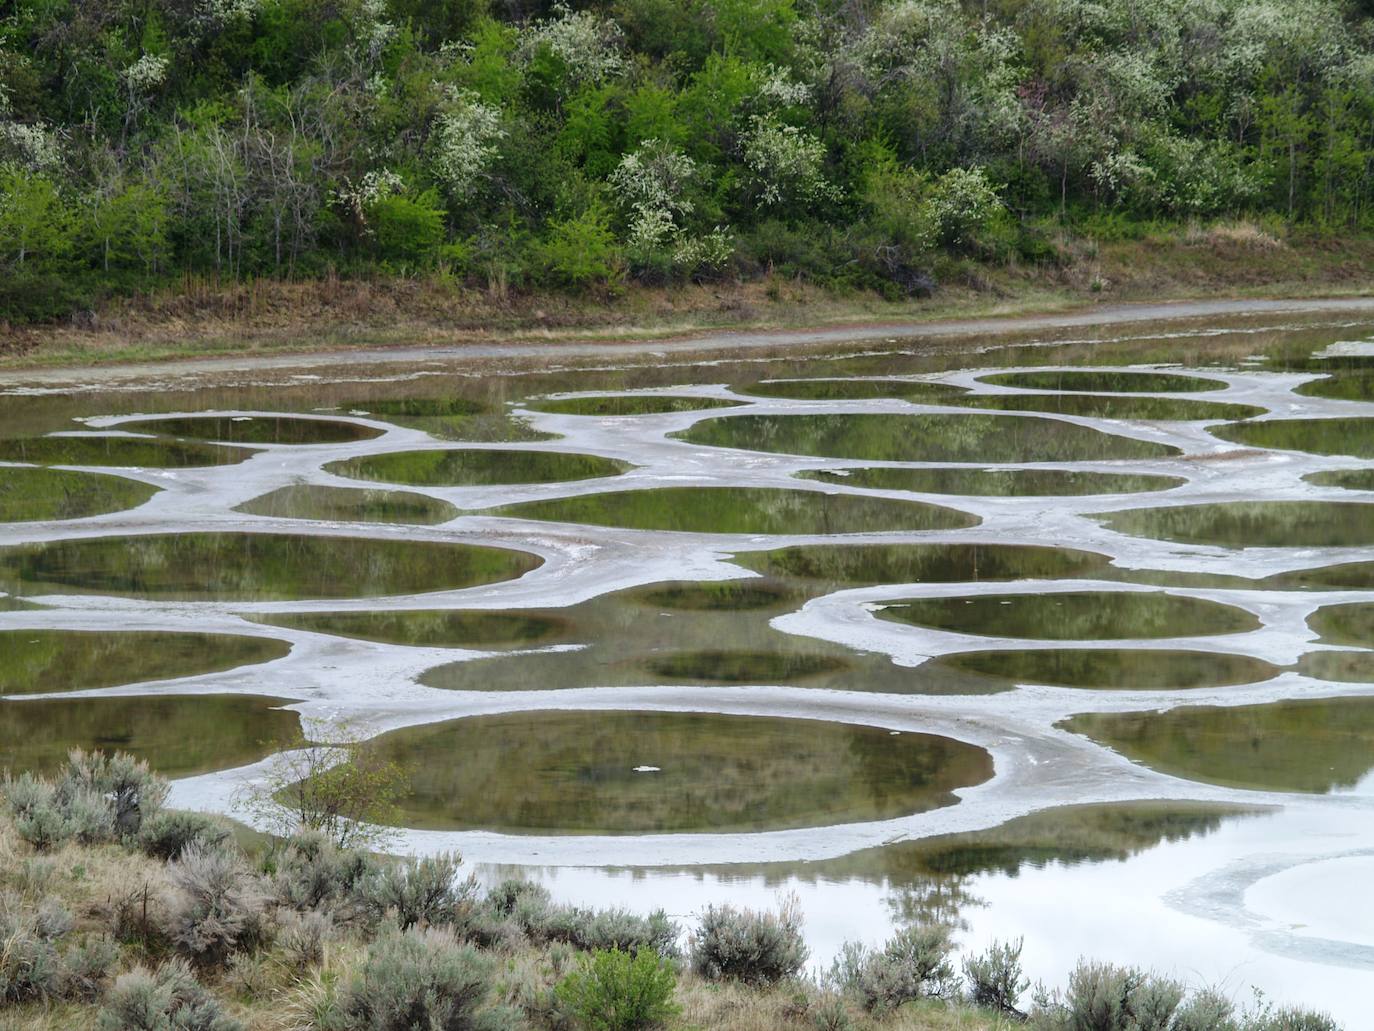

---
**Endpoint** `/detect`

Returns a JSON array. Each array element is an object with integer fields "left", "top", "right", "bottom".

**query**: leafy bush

[
  {"left": 369, "top": 191, "right": 447, "bottom": 267},
  {"left": 689, "top": 897, "right": 807, "bottom": 986},
  {"left": 139, "top": 811, "right": 232, "bottom": 861},
  {"left": 829, "top": 925, "right": 955, "bottom": 1014},
  {"left": 555, "top": 948, "right": 680, "bottom": 1031},
  {"left": 964, "top": 937, "right": 1028, "bottom": 1015},
  {"left": 97, "top": 958, "right": 242, "bottom": 1031},
  {"left": 165, "top": 845, "right": 269, "bottom": 968},
  {"left": 534, "top": 206, "right": 621, "bottom": 289}
]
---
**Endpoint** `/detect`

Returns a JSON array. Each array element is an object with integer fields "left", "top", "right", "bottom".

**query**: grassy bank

[
  {"left": 0, "top": 752, "right": 1341, "bottom": 1031},
  {"left": 4, "top": 226, "right": 1374, "bottom": 371}
]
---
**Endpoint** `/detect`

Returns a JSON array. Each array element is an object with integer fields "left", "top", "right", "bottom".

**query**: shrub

[
  {"left": 97, "top": 958, "right": 242, "bottom": 1031},
  {"left": 322, "top": 926, "right": 501, "bottom": 1031},
  {"left": 278, "top": 910, "right": 333, "bottom": 968},
  {"left": 964, "top": 937, "right": 1028, "bottom": 1015},
  {"left": 534, "top": 206, "right": 621, "bottom": 290},
  {"left": 62, "top": 749, "right": 168, "bottom": 839},
  {"left": 273, "top": 830, "right": 378, "bottom": 917},
  {"left": 540, "top": 905, "right": 680, "bottom": 958},
  {"left": 556, "top": 948, "right": 680, "bottom": 1031},
  {"left": 139, "top": 811, "right": 232, "bottom": 861},
  {"left": 830, "top": 924, "right": 955, "bottom": 1014},
  {"left": 689, "top": 897, "right": 807, "bottom": 986},
  {"left": 165, "top": 845, "right": 269, "bottom": 968},
  {"left": 1244, "top": 1004, "right": 1340, "bottom": 1031},
  {"left": 364, "top": 852, "right": 476, "bottom": 930},
  {"left": 0, "top": 892, "right": 69, "bottom": 1003},
  {"left": 61, "top": 935, "right": 120, "bottom": 1001},
  {"left": 1031, "top": 960, "right": 1188, "bottom": 1030}
]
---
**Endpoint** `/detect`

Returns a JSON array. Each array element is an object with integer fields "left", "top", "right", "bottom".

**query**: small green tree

[
  {"left": 556, "top": 948, "right": 680, "bottom": 1031},
  {"left": 237, "top": 720, "right": 409, "bottom": 850},
  {"left": 368, "top": 190, "right": 447, "bottom": 267},
  {"left": 535, "top": 204, "right": 621, "bottom": 289}
]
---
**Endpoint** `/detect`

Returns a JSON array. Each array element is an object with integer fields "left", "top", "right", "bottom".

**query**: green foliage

[
  {"left": 7, "top": 0, "right": 1374, "bottom": 322},
  {"left": 829, "top": 925, "right": 956, "bottom": 1014},
  {"left": 555, "top": 948, "right": 680, "bottom": 1031}
]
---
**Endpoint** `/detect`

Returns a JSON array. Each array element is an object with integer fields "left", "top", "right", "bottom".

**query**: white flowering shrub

[
  {"left": 430, "top": 89, "right": 505, "bottom": 201},
  {"left": 334, "top": 169, "right": 405, "bottom": 222},
  {"left": 520, "top": 4, "right": 624, "bottom": 86},
  {"left": 355, "top": 0, "right": 397, "bottom": 62},
  {"left": 756, "top": 65, "right": 810, "bottom": 107},
  {"left": 741, "top": 115, "right": 838, "bottom": 207},
  {"left": 123, "top": 54, "right": 170, "bottom": 95},
  {"left": 927, "top": 167, "right": 1000, "bottom": 246},
  {"left": 201, "top": 0, "right": 260, "bottom": 26},
  {"left": 0, "top": 122, "right": 61, "bottom": 173}
]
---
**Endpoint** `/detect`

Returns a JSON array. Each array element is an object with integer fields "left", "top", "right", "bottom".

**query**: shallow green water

[
  {"left": 930, "top": 648, "right": 1280, "bottom": 690},
  {"left": 119, "top": 415, "right": 383, "bottom": 445},
  {"left": 250, "top": 609, "right": 568, "bottom": 648},
  {"left": 948, "top": 393, "right": 1264, "bottom": 421},
  {"left": 344, "top": 398, "right": 484, "bottom": 417},
  {"left": 0, "top": 435, "right": 255, "bottom": 467},
  {"left": 979, "top": 370, "right": 1227, "bottom": 393},
  {"left": 0, "top": 694, "right": 302, "bottom": 778},
  {"left": 1062, "top": 697, "right": 1374, "bottom": 793},
  {"left": 0, "top": 533, "right": 541, "bottom": 601},
  {"left": 801, "top": 467, "right": 1185, "bottom": 497},
  {"left": 643, "top": 650, "right": 849, "bottom": 683},
  {"left": 1307, "top": 602, "right": 1374, "bottom": 647},
  {"left": 735, "top": 542, "right": 1110, "bottom": 586},
  {"left": 879, "top": 591, "right": 1260, "bottom": 640},
  {"left": 373, "top": 710, "right": 994, "bottom": 833},
  {"left": 235, "top": 485, "right": 459, "bottom": 525},
  {"left": 327, "top": 448, "right": 628, "bottom": 486},
  {"left": 1296, "top": 650, "right": 1374, "bottom": 683},
  {"left": 1211, "top": 418, "right": 1374, "bottom": 458},
  {"left": 1303, "top": 468, "right": 1374, "bottom": 491},
  {"left": 488, "top": 486, "right": 978, "bottom": 535},
  {"left": 0, "top": 466, "right": 159, "bottom": 521},
  {"left": 736, "top": 379, "right": 965, "bottom": 401},
  {"left": 0, "top": 629, "right": 290, "bottom": 696},
  {"left": 528, "top": 395, "right": 744, "bottom": 416},
  {"left": 342, "top": 397, "right": 553, "bottom": 443},
  {"left": 1267, "top": 561, "right": 1374, "bottom": 590},
  {"left": 1097, "top": 501, "right": 1374, "bottom": 548},
  {"left": 677, "top": 413, "right": 1180, "bottom": 462},
  {"left": 628, "top": 579, "right": 801, "bottom": 611},
  {"left": 1295, "top": 372, "right": 1374, "bottom": 400}
]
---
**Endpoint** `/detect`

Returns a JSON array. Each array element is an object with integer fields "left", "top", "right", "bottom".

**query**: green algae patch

[
  {"left": 0, "top": 466, "right": 159, "bottom": 521},
  {"left": 736, "top": 379, "right": 965, "bottom": 401},
  {"left": 528, "top": 395, "right": 744, "bottom": 416},
  {"left": 0, "top": 532, "right": 541, "bottom": 601},
  {"left": 487, "top": 486, "right": 978, "bottom": 535},
  {"left": 1097, "top": 501, "right": 1374, "bottom": 548},
  {"left": 734, "top": 542, "right": 1109, "bottom": 586},
  {"left": 949, "top": 393, "right": 1262, "bottom": 421},
  {"left": 878, "top": 591, "right": 1259, "bottom": 640},
  {"left": 1211, "top": 418, "right": 1374, "bottom": 458},
  {"left": 119, "top": 415, "right": 383, "bottom": 445},
  {"left": 677, "top": 412, "right": 1180, "bottom": 462},
  {"left": 0, "top": 436, "right": 255, "bottom": 468},
  {"left": 372, "top": 710, "right": 993, "bottom": 833},
  {"left": 802, "top": 467, "right": 1185, "bottom": 497},
  {"left": 0, "top": 629, "right": 290, "bottom": 696},
  {"left": 235, "top": 485, "right": 458, "bottom": 525},
  {"left": 250, "top": 609, "right": 568, "bottom": 648},
  {"left": 328, "top": 448, "right": 628, "bottom": 486},
  {"left": 0, "top": 694, "right": 302, "bottom": 779},
  {"left": 1061, "top": 697, "right": 1374, "bottom": 793},
  {"left": 931, "top": 648, "right": 1280, "bottom": 690},
  {"left": 979, "top": 370, "right": 1227, "bottom": 393}
]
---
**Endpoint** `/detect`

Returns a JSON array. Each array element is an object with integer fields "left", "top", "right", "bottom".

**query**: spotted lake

[{"left": 5, "top": 300, "right": 1374, "bottom": 1022}]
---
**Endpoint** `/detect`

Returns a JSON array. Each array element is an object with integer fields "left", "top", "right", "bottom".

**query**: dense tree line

[{"left": 3, "top": 0, "right": 1374, "bottom": 321}]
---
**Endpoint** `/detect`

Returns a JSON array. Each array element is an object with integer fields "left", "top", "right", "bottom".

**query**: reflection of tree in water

[{"left": 886, "top": 871, "right": 985, "bottom": 932}]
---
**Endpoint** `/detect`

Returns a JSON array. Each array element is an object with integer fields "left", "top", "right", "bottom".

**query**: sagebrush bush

[
  {"left": 139, "top": 810, "right": 232, "bottom": 861},
  {"left": 0, "top": 892, "right": 71, "bottom": 1003},
  {"left": 319, "top": 925, "right": 504, "bottom": 1031},
  {"left": 963, "top": 937, "right": 1028, "bottom": 1015},
  {"left": 830, "top": 924, "right": 955, "bottom": 1014},
  {"left": 273, "top": 830, "right": 377, "bottom": 919},
  {"left": 278, "top": 909, "right": 333, "bottom": 969},
  {"left": 689, "top": 897, "right": 808, "bottom": 986},
  {"left": 555, "top": 947, "right": 680, "bottom": 1031},
  {"left": 542, "top": 905, "right": 680, "bottom": 958},
  {"left": 4, "top": 750, "right": 168, "bottom": 851},
  {"left": 165, "top": 845, "right": 269, "bottom": 968},
  {"left": 364, "top": 851, "right": 475, "bottom": 930},
  {"left": 97, "top": 958, "right": 242, "bottom": 1031}
]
